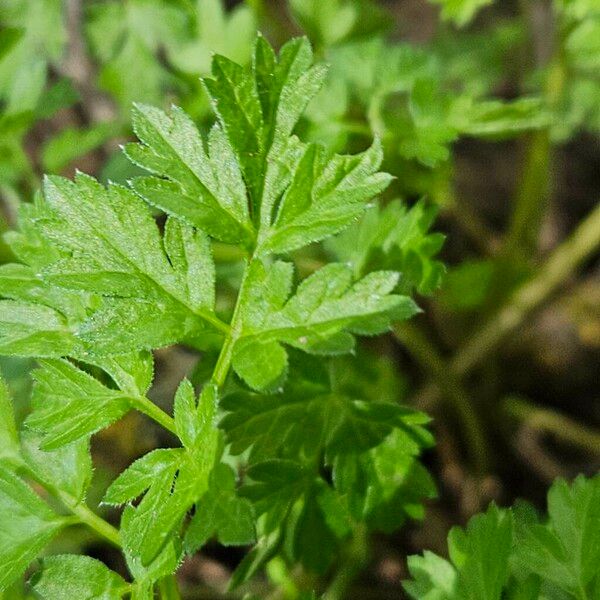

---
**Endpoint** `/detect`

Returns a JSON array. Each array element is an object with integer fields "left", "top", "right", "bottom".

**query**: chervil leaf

[
  {"left": 255, "top": 138, "right": 392, "bottom": 255},
  {"left": 240, "top": 461, "right": 351, "bottom": 573},
  {"left": 120, "top": 505, "right": 181, "bottom": 589},
  {"left": 327, "top": 199, "right": 446, "bottom": 295},
  {"left": 127, "top": 104, "right": 255, "bottom": 245},
  {"left": 404, "top": 552, "right": 459, "bottom": 599},
  {"left": 0, "top": 466, "right": 68, "bottom": 591},
  {"left": 0, "top": 300, "right": 78, "bottom": 357},
  {"left": 514, "top": 474, "right": 600, "bottom": 596},
  {"left": 185, "top": 463, "right": 255, "bottom": 552},
  {"left": 26, "top": 359, "right": 132, "bottom": 449},
  {"left": 333, "top": 429, "right": 436, "bottom": 533},
  {"left": 241, "top": 459, "right": 310, "bottom": 533},
  {"left": 404, "top": 503, "right": 513, "bottom": 600},
  {"left": 120, "top": 385, "right": 220, "bottom": 566},
  {"left": 21, "top": 431, "right": 92, "bottom": 504},
  {"left": 103, "top": 448, "right": 184, "bottom": 506},
  {"left": 31, "top": 555, "right": 128, "bottom": 600},
  {"left": 128, "top": 36, "right": 391, "bottom": 254},
  {"left": 21, "top": 173, "right": 221, "bottom": 355},
  {"left": 448, "top": 504, "right": 513, "bottom": 599},
  {"left": 0, "top": 375, "right": 20, "bottom": 463},
  {"left": 231, "top": 261, "right": 418, "bottom": 390},
  {"left": 222, "top": 353, "right": 432, "bottom": 463}
]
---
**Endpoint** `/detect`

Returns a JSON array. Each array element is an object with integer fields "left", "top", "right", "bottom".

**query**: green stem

[
  {"left": 322, "top": 525, "right": 369, "bottom": 600},
  {"left": 505, "top": 10, "right": 567, "bottom": 259},
  {"left": 211, "top": 258, "right": 254, "bottom": 389},
  {"left": 504, "top": 396, "right": 600, "bottom": 455},
  {"left": 158, "top": 575, "right": 182, "bottom": 600},
  {"left": 453, "top": 202, "right": 600, "bottom": 376},
  {"left": 505, "top": 128, "right": 552, "bottom": 257},
  {"left": 394, "top": 322, "right": 489, "bottom": 474},
  {"left": 59, "top": 491, "right": 121, "bottom": 547},
  {"left": 129, "top": 394, "right": 177, "bottom": 435},
  {"left": 22, "top": 463, "right": 122, "bottom": 548}
]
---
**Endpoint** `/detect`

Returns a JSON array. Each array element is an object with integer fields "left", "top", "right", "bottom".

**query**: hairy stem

[
  {"left": 21, "top": 463, "right": 121, "bottom": 548},
  {"left": 211, "top": 259, "right": 253, "bottom": 389},
  {"left": 394, "top": 322, "right": 489, "bottom": 474},
  {"left": 453, "top": 201, "right": 600, "bottom": 376},
  {"left": 504, "top": 396, "right": 600, "bottom": 455},
  {"left": 129, "top": 394, "right": 177, "bottom": 435},
  {"left": 58, "top": 491, "right": 121, "bottom": 547}
]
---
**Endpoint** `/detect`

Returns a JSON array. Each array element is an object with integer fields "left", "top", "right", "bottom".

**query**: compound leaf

[
  {"left": 231, "top": 261, "right": 418, "bottom": 390},
  {"left": 31, "top": 555, "right": 128, "bottom": 600},
  {"left": 185, "top": 463, "right": 255, "bottom": 552},
  {"left": 0, "top": 466, "right": 68, "bottom": 591},
  {"left": 26, "top": 359, "right": 132, "bottom": 449}
]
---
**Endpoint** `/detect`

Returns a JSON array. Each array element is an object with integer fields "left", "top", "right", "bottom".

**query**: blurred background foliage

[{"left": 0, "top": 0, "right": 599, "bottom": 598}]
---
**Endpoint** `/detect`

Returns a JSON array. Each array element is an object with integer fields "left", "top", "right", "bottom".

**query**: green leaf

[
  {"left": 0, "top": 300, "right": 77, "bottom": 357},
  {"left": 256, "top": 138, "right": 392, "bottom": 255},
  {"left": 185, "top": 463, "right": 255, "bottom": 552},
  {"left": 449, "top": 503, "right": 513, "bottom": 599},
  {"left": 31, "top": 555, "right": 128, "bottom": 600},
  {"left": 31, "top": 173, "right": 219, "bottom": 355},
  {"left": 231, "top": 261, "right": 418, "bottom": 390},
  {"left": 223, "top": 353, "right": 431, "bottom": 463},
  {"left": 120, "top": 385, "right": 220, "bottom": 566},
  {"left": 327, "top": 199, "right": 446, "bottom": 295},
  {"left": 427, "top": 0, "right": 494, "bottom": 27},
  {"left": 0, "top": 466, "right": 67, "bottom": 591},
  {"left": 404, "top": 503, "right": 513, "bottom": 600},
  {"left": 87, "top": 351, "right": 154, "bottom": 397},
  {"left": 514, "top": 475, "right": 600, "bottom": 596},
  {"left": 127, "top": 104, "right": 254, "bottom": 245},
  {"left": 103, "top": 448, "right": 184, "bottom": 506},
  {"left": 0, "top": 374, "right": 20, "bottom": 463},
  {"left": 128, "top": 36, "right": 390, "bottom": 254},
  {"left": 26, "top": 359, "right": 132, "bottom": 449},
  {"left": 241, "top": 460, "right": 310, "bottom": 532},
  {"left": 120, "top": 506, "right": 181, "bottom": 588},
  {"left": 21, "top": 431, "right": 92, "bottom": 504},
  {"left": 404, "top": 552, "right": 458, "bottom": 599},
  {"left": 333, "top": 429, "right": 436, "bottom": 533}
]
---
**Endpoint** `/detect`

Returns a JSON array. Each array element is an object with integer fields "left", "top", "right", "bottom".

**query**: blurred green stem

[
  {"left": 158, "top": 575, "right": 182, "bottom": 600},
  {"left": 322, "top": 525, "right": 369, "bottom": 600},
  {"left": 505, "top": 40, "right": 566, "bottom": 257},
  {"left": 504, "top": 396, "right": 600, "bottom": 455},
  {"left": 453, "top": 201, "right": 600, "bottom": 375},
  {"left": 394, "top": 322, "right": 489, "bottom": 474}
]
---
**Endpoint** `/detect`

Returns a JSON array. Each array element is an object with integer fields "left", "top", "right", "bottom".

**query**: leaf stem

[
  {"left": 394, "top": 322, "right": 489, "bottom": 474},
  {"left": 129, "top": 395, "right": 177, "bottom": 435},
  {"left": 322, "top": 525, "right": 369, "bottom": 600},
  {"left": 57, "top": 490, "right": 121, "bottom": 547},
  {"left": 211, "top": 259, "right": 253, "bottom": 389},
  {"left": 503, "top": 396, "right": 600, "bottom": 455},
  {"left": 453, "top": 201, "right": 600, "bottom": 376},
  {"left": 21, "top": 463, "right": 122, "bottom": 548}
]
